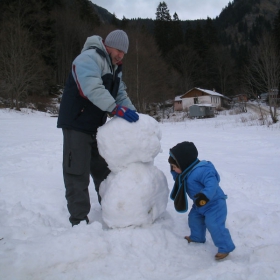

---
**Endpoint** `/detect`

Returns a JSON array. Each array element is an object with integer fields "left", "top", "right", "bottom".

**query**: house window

[
  {"left": 194, "top": 97, "right": 198, "bottom": 104},
  {"left": 211, "top": 97, "right": 219, "bottom": 104}
]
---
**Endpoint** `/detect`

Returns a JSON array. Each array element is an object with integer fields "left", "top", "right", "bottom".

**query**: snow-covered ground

[{"left": 0, "top": 107, "right": 280, "bottom": 280}]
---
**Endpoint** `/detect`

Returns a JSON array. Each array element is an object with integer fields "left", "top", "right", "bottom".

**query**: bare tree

[
  {"left": 166, "top": 45, "right": 200, "bottom": 92},
  {"left": 122, "top": 27, "right": 176, "bottom": 113},
  {"left": 52, "top": 6, "right": 95, "bottom": 86},
  {"left": 244, "top": 33, "right": 280, "bottom": 123},
  {"left": 0, "top": 5, "right": 48, "bottom": 110},
  {"left": 211, "top": 46, "right": 235, "bottom": 96}
]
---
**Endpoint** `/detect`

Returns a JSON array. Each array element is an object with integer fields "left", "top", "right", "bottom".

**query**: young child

[{"left": 168, "top": 141, "right": 235, "bottom": 260}]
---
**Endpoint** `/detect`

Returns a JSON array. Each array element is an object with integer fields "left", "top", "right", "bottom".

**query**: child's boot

[
  {"left": 215, "top": 252, "right": 229, "bottom": 260},
  {"left": 184, "top": 236, "right": 193, "bottom": 243}
]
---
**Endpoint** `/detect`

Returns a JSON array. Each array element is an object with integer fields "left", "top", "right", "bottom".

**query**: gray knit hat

[{"left": 104, "top": 30, "right": 129, "bottom": 53}]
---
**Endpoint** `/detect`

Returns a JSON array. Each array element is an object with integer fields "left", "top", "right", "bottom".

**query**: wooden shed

[
  {"left": 173, "top": 96, "right": 183, "bottom": 111},
  {"left": 189, "top": 104, "right": 215, "bottom": 118}
]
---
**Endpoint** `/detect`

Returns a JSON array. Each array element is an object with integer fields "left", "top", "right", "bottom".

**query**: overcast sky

[{"left": 90, "top": 0, "right": 231, "bottom": 21}]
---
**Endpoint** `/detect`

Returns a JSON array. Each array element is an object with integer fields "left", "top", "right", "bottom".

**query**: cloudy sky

[{"left": 90, "top": 0, "right": 231, "bottom": 20}]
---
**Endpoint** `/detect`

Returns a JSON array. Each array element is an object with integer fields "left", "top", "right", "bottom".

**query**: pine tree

[
  {"left": 110, "top": 13, "right": 119, "bottom": 26},
  {"left": 273, "top": 9, "right": 280, "bottom": 49},
  {"left": 154, "top": 1, "right": 172, "bottom": 56},
  {"left": 155, "top": 1, "right": 171, "bottom": 21},
  {"left": 121, "top": 16, "right": 129, "bottom": 29},
  {"left": 272, "top": 9, "right": 280, "bottom": 93},
  {"left": 192, "top": 22, "right": 206, "bottom": 58},
  {"left": 76, "top": 0, "right": 100, "bottom": 26},
  {"left": 204, "top": 17, "right": 219, "bottom": 46},
  {"left": 185, "top": 22, "right": 195, "bottom": 47},
  {"left": 169, "top": 12, "right": 184, "bottom": 50}
]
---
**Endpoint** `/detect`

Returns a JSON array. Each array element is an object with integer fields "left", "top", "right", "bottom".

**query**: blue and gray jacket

[{"left": 57, "top": 35, "right": 136, "bottom": 134}]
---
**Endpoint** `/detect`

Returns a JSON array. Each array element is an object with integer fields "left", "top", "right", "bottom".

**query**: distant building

[
  {"left": 174, "top": 87, "right": 229, "bottom": 111},
  {"left": 231, "top": 94, "right": 248, "bottom": 102},
  {"left": 173, "top": 96, "right": 183, "bottom": 111},
  {"left": 259, "top": 89, "right": 279, "bottom": 103}
]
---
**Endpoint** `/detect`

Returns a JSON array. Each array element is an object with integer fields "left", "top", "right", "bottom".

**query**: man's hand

[{"left": 111, "top": 105, "right": 139, "bottom": 122}]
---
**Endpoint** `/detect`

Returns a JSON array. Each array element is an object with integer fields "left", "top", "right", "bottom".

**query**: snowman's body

[{"left": 97, "top": 114, "right": 169, "bottom": 228}]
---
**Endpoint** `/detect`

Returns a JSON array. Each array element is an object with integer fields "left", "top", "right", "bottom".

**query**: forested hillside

[{"left": 0, "top": 0, "right": 279, "bottom": 113}]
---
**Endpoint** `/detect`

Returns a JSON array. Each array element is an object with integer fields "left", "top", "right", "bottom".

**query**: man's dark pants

[{"left": 62, "top": 129, "right": 110, "bottom": 225}]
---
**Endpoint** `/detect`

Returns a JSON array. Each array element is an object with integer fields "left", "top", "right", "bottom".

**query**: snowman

[{"left": 96, "top": 113, "right": 169, "bottom": 228}]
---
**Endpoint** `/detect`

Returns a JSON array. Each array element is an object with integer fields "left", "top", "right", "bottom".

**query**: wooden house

[{"left": 179, "top": 88, "right": 227, "bottom": 110}]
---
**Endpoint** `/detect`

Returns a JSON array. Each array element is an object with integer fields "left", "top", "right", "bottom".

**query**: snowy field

[{"left": 0, "top": 107, "right": 280, "bottom": 280}]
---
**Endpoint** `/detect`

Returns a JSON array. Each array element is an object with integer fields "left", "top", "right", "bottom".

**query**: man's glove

[
  {"left": 194, "top": 193, "right": 209, "bottom": 207},
  {"left": 111, "top": 105, "right": 139, "bottom": 122}
]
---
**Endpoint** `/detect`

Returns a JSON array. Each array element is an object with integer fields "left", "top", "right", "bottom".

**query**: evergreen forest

[{"left": 0, "top": 0, "right": 279, "bottom": 113}]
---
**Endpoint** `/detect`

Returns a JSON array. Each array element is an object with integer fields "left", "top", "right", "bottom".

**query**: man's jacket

[{"left": 57, "top": 35, "right": 135, "bottom": 134}]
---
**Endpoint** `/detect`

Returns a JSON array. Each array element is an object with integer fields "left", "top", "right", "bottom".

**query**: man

[{"left": 57, "top": 30, "right": 139, "bottom": 226}]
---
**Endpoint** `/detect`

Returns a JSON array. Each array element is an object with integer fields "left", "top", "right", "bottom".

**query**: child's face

[{"left": 171, "top": 164, "right": 182, "bottom": 174}]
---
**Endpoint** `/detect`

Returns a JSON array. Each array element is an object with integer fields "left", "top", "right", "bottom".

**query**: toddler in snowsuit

[{"left": 168, "top": 141, "right": 235, "bottom": 260}]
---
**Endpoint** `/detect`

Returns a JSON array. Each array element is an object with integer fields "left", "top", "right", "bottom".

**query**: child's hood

[{"left": 170, "top": 141, "right": 198, "bottom": 171}]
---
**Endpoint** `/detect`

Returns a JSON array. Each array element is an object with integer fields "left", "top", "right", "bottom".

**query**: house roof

[
  {"left": 185, "top": 88, "right": 224, "bottom": 97},
  {"left": 180, "top": 87, "right": 228, "bottom": 99},
  {"left": 195, "top": 88, "right": 224, "bottom": 97},
  {"left": 174, "top": 96, "right": 182, "bottom": 101},
  {"left": 175, "top": 87, "right": 231, "bottom": 102}
]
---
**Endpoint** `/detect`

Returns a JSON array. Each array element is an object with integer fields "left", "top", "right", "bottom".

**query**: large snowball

[
  {"left": 97, "top": 114, "right": 162, "bottom": 173},
  {"left": 99, "top": 162, "right": 169, "bottom": 228}
]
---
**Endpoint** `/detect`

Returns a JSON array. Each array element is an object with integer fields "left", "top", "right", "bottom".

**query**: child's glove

[
  {"left": 194, "top": 193, "right": 209, "bottom": 207},
  {"left": 111, "top": 105, "right": 139, "bottom": 122}
]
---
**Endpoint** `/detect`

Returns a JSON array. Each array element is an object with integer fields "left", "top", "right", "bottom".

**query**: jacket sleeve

[
  {"left": 72, "top": 51, "right": 117, "bottom": 112},
  {"left": 115, "top": 78, "right": 136, "bottom": 110},
  {"left": 198, "top": 168, "right": 220, "bottom": 200}
]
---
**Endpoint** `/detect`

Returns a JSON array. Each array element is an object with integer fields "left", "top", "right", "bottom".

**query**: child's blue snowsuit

[{"left": 170, "top": 151, "right": 235, "bottom": 253}]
